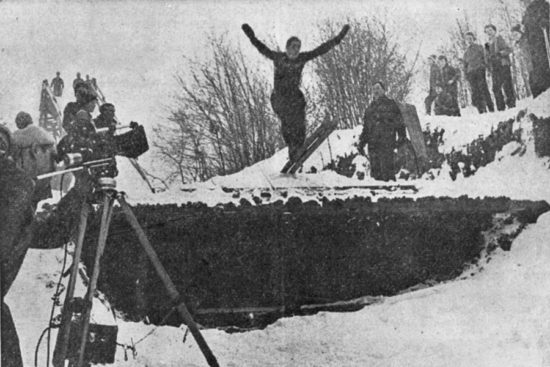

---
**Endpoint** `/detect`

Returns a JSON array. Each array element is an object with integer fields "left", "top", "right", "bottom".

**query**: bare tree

[
  {"left": 312, "top": 17, "right": 419, "bottom": 129},
  {"left": 156, "top": 36, "right": 283, "bottom": 184}
]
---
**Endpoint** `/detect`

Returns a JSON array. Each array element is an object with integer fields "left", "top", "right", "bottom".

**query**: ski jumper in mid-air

[{"left": 241, "top": 23, "right": 350, "bottom": 162}]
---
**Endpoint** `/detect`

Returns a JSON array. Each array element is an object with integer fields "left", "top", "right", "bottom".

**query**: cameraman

[
  {"left": 62, "top": 82, "right": 97, "bottom": 133},
  {"left": 94, "top": 103, "right": 117, "bottom": 132},
  {"left": 357, "top": 82, "right": 407, "bottom": 182}
]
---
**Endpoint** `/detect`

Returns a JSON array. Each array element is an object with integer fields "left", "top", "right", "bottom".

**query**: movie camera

[{"left": 38, "top": 121, "right": 149, "bottom": 183}]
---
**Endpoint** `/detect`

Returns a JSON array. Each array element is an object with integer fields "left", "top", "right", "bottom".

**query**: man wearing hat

[{"left": 11, "top": 112, "right": 56, "bottom": 206}]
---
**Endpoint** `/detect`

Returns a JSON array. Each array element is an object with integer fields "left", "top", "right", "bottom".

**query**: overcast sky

[{"left": 0, "top": 0, "right": 522, "bottom": 128}]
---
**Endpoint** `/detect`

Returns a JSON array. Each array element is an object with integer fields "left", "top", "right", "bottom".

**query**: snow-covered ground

[{"left": 7, "top": 90, "right": 550, "bottom": 367}]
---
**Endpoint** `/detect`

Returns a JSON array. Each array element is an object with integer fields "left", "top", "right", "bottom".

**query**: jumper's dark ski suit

[{"left": 242, "top": 24, "right": 349, "bottom": 161}]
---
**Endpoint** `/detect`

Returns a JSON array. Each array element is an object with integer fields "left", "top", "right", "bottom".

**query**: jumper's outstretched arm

[
  {"left": 302, "top": 24, "right": 350, "bottom": 61},
  {"left": 242, "top": 23, "right": 276, "bottom": 60}
]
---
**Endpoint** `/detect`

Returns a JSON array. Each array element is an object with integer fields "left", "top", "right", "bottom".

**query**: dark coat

[
  {"left": 440, "top": 65, "right": 460, "bottom": 90},
  {"left": 434, "top": 91, "right": 460, "bottom": 116},
  {"left": 243, "top": 24, "right": 349, "bottom": 96},
  {"left": 485, "top": 35, "right": 513, "bottom": 69},
  {"left": 0, "top": 158, "right": 34, "bottom": 299},
  {"left": 62, "top": 101, "right": 86, "bottom": 132},
  {"left": 522, "top": 0, "right": 550, "bottom": 97},
  {"left": 51, "top": 76, "right": 64, "bottom": 96},
  {"left": 359, "top": 95, "right": 406, "bottom": 151},
  {"left": 463, "top": 44, "right": 487, "bottom": 73}
]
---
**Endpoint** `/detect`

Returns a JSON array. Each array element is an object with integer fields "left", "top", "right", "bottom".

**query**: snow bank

[{"left": 109, "top": 212, "right": 550, "bottom": 367}]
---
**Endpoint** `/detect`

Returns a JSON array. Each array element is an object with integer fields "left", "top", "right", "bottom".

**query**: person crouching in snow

[{"left": 357, "top": 82, "right": 407, "bottom": 182}]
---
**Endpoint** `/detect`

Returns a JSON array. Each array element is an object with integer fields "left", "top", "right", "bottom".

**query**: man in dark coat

[
  {"left": 72, "top": 72, "right": 84, "bottom": 92},
  {"left": 0, "top": 126, "right": 35, "bottom": 367},
  {"left": 484, "top": 24, "right": 516, "bottom": 110},
  {"left": 358, "top": 82, "right": 407, "bottom": 181},
  {"left": 463, "top": 32, "right": 495, "bottom": 113},
  {"left": 424, "top": 55, "right": 441, "bottom": 115},
  {"left": 522, "top": 0, "right": 550, "bottom": 98},
  {"left": 51, "top": 71, "right": 64, "bottom": 97},
  {"left": 437, "top": 55, "right": 461, "bottom": 116}
]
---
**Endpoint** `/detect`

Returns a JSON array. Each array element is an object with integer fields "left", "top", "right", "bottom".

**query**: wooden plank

[{"left": 398, "top": 103, "right": 430, "bottom": 174}]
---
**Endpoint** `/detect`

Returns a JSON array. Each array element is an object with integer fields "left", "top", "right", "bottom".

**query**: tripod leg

[
  {"left": 53, "top": 201, "right": 90, "bottom": 367},
  {"left": 76, "top": 193, "right": 115, "bottom": 367},
  {"left": 118, "top": 195, "right": 219, "bottom": 367}
]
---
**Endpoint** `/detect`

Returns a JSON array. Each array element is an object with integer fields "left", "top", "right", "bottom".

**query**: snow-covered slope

[
  {"left": 115, "top": 90, "right": 550, "bottom": 207},
  {"left": 8, "top": 90, "right": 550, "bottom": 367}
]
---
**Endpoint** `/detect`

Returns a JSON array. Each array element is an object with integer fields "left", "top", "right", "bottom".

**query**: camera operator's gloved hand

[{"left": 130, "top": 121, "right": 139, "bottom": 129}]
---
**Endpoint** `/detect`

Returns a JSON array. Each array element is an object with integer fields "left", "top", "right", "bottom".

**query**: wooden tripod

[{"left": 52, "top": 180, "right": 219, "bottom": 367}]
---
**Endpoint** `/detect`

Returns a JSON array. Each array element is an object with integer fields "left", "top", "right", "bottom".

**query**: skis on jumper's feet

[{"left": 281, "top": 115, "right": 338, "bottom": 174}]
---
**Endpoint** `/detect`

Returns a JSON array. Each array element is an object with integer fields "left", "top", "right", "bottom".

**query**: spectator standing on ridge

[
  {"left": 463, "top": 32, "right": 495, "bottom": 113},
  {"left": 357, "top": 81, "right": 407, "bottom": 182},
  {"left": 424, "top": 55, "right": 441, "bottom": 115},
  {"left": 484, "top": 24, "right": 516, "bottom": 110},
  {"left": 241, "top": 23, "right": 350, "bottom": 162},
  {"left": 72, "top": 72, "right": 84, "bottom": 92},
  {"left": 522, "top": 0, "right": 550, "bottom": 98},
  {"left": 437, "top": 55, "right": 461, "bottom": 116},
  {"left": 51, "top": 71, "right": 64, "bottom": 97}
]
